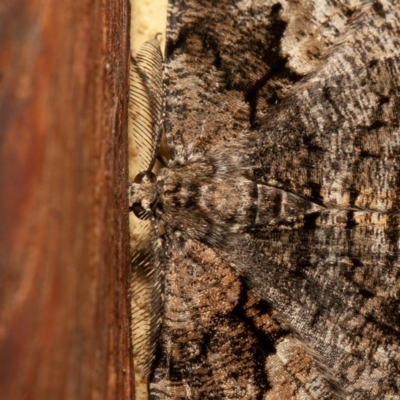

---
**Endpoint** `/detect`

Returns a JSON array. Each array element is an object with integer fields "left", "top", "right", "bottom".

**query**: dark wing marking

[{"left": 164, "top": 1, "right": 400, "bottom": 164}]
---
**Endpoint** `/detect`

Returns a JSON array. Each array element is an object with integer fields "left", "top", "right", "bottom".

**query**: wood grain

[{"left": 0, "top": 0, "right": 133, "bottom": 399}]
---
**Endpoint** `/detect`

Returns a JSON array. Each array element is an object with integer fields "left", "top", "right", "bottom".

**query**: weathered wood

[{"left": 0, "top": 0, "right": 133, "bottom": 399}]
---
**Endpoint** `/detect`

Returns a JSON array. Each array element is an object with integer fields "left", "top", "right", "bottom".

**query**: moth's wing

[
  {"left": 164, "top": 0, "right": 359, "bottom": 159},
  {"left": 129, "top": 38, "right": 164, "bottom": 174},
  {"left": 164, "top": 0, "right": 299, "bottom": 160},
  {"left": 162, "top": 0, "right": 400, "bottom": 398},
  {"left": 228, "top": 3, "right": 400, "bottom": 398},
  {"left": 151, "top": 237, "right": 340, "bottom": 399},
  {"left": 230, "top": 203, "right": 400, "bottom": 397}
]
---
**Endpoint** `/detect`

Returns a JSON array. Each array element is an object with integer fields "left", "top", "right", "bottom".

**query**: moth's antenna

[
  {"left": 130, "top": 215, "right": 164, "bottom": 376},
  {"left": 129, "top": 38, "right": 164, "bottom": 174},
  {"left": 157, "top": 153, "right": 168, "bottom": 167},
  {"left": 148, "top": 215, "right": 165, "bottom": 371},
  {"left": 129, "top": 219, "right": 155, "bottom": 376}
]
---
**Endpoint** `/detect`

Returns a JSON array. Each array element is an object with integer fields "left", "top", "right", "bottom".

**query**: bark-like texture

[
  {"left": 130, "top": 0, "right": 400, "bottom": 398},
  {"left": 0, "top": 1, "right": 133, "bottom": 399}
]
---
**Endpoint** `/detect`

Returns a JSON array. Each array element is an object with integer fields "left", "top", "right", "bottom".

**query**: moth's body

[
  {"left": 129, "top": 1, "right": 400, "bottom": 398},
  {"left": 130, "top": 154, "right": 322, "bottom": 246}
]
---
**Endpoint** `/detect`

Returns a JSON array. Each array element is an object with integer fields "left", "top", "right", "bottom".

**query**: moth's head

[{"left": 128, "top": 171, "right": 158, "bottom": 220}]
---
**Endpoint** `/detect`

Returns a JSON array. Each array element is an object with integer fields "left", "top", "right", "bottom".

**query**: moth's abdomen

[{"left": 254, "top": 185, "right": 323, "bottom": 229}]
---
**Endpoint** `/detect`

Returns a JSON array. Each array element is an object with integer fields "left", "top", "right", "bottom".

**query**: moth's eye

[
  {"left": 134, "top": 172, "right": 146, "bottom": 184},
  {"left": 131, "top": 203, "right": 150, "bottom": 220},
  {"left": 149, "top": 172, "right": 157, "bottom": 183},
  {"left": 134, "top": 171, "right": 157, "bottom": 184}
]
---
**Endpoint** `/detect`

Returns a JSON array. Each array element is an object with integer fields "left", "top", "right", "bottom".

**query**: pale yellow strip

[{"left": 130, "top": 2, "right": 167, "bottom": 400}]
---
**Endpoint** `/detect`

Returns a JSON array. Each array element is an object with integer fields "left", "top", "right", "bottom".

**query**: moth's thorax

[{"left": 153, "top": 159, "right": 256, "bottom": 243}]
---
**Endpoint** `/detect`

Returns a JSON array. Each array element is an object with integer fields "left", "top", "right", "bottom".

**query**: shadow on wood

[{"left": 0, "top": 0, "right": 133, "bottom": 398}]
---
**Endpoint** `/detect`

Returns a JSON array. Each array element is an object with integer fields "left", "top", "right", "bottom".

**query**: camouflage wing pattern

[{"left": 135, "top": 1, "right": 400, "bottom": 399}]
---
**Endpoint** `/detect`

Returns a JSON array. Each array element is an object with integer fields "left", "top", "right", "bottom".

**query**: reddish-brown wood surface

[{"left": 0, "top": 0, "right": 133, "bottom": 399}]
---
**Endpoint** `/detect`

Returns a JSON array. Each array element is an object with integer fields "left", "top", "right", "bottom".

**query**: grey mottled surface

[{"left": 130, "top": 1, "right": 400, "bottom": 398}]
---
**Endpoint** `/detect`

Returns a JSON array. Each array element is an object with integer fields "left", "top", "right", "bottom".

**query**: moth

[{"left": 129, "top": 1, "right": 400, "bottom": 399}]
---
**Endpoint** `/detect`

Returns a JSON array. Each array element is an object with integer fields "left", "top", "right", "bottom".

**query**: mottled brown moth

[{"left": 129, "top": 1, "right": 400, "bottom": 399}]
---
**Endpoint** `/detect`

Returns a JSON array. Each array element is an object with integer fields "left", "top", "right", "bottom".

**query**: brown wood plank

[{"left": 0, "top": 0, "right": 133, "bottom": 399}]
